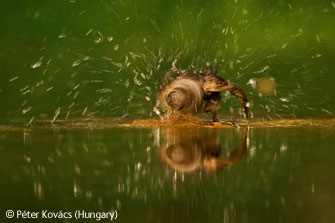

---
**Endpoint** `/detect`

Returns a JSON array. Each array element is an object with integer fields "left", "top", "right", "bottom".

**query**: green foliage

[{"left": 0, "top": 0, "right": 334, "bottom": 123}]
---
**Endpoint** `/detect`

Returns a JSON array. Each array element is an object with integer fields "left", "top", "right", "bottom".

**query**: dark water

[{"left": 1, "top": 126, "right": 334, "bottom": 222}]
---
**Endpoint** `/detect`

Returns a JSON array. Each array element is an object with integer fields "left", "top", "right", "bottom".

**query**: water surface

[{"left": 1, "top": 124, "right": 334, "bottom": 222}]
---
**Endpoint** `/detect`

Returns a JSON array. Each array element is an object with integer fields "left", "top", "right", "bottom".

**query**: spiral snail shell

[
  {"left": 163, "top": 78, "right": 203, "bottom": 114},
  {"left": 158, "top": 62, "right": 249, "bottom": 122}
]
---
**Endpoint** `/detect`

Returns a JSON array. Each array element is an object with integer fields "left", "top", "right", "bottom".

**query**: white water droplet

[
  {"left": 280, "top": 98, "right": 289, "bottom": 102},
  {"left": 58, "top": 33, "right": 66, "bottom": 38},
  {"left": 85, "top": 29, "right": 93, "bottom": 36},
  {"left": 134, "top": 74, "right": 141, "bottom": 86},
  {"left": 31, "top": 61, "right": 42, "bottom": 69},
  {"left": 94, "top": 37, "right": 102, "bottom": 43},
  {"left": 247, "top": 79, "right": 256, "bottom": 88},
  {"left": 52, "top": 107, "right": 61, "bottom": 123},
  {"left": 22, "top": 107, "right": 32, "bottom": 114},
  {"left": 113, "top": 44, "right": 119, "bottom": 51},
  {"left": 72, "top": 60, "right": 81, "bottom": 67},
  {"left": 46, "top": 87, "right": 53, "bottom": 92},
  {"left": 280, "top": 143, "right": 287, "bottom": 152},
  {"left": 9, "top": 76, "right": 18, "bottom": 82}
]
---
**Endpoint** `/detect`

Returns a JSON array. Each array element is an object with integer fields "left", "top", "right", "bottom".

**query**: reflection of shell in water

[
  {"left": 160, "top": 143, "right": 202, "bottom": 173},
  {"left": 163, "top": 79, "right": 203, "bottom": 114}
]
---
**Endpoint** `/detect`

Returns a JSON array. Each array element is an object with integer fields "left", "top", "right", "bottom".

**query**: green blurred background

[{"left": 1, "top": 0, "right": 334, "bottom": 124}]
